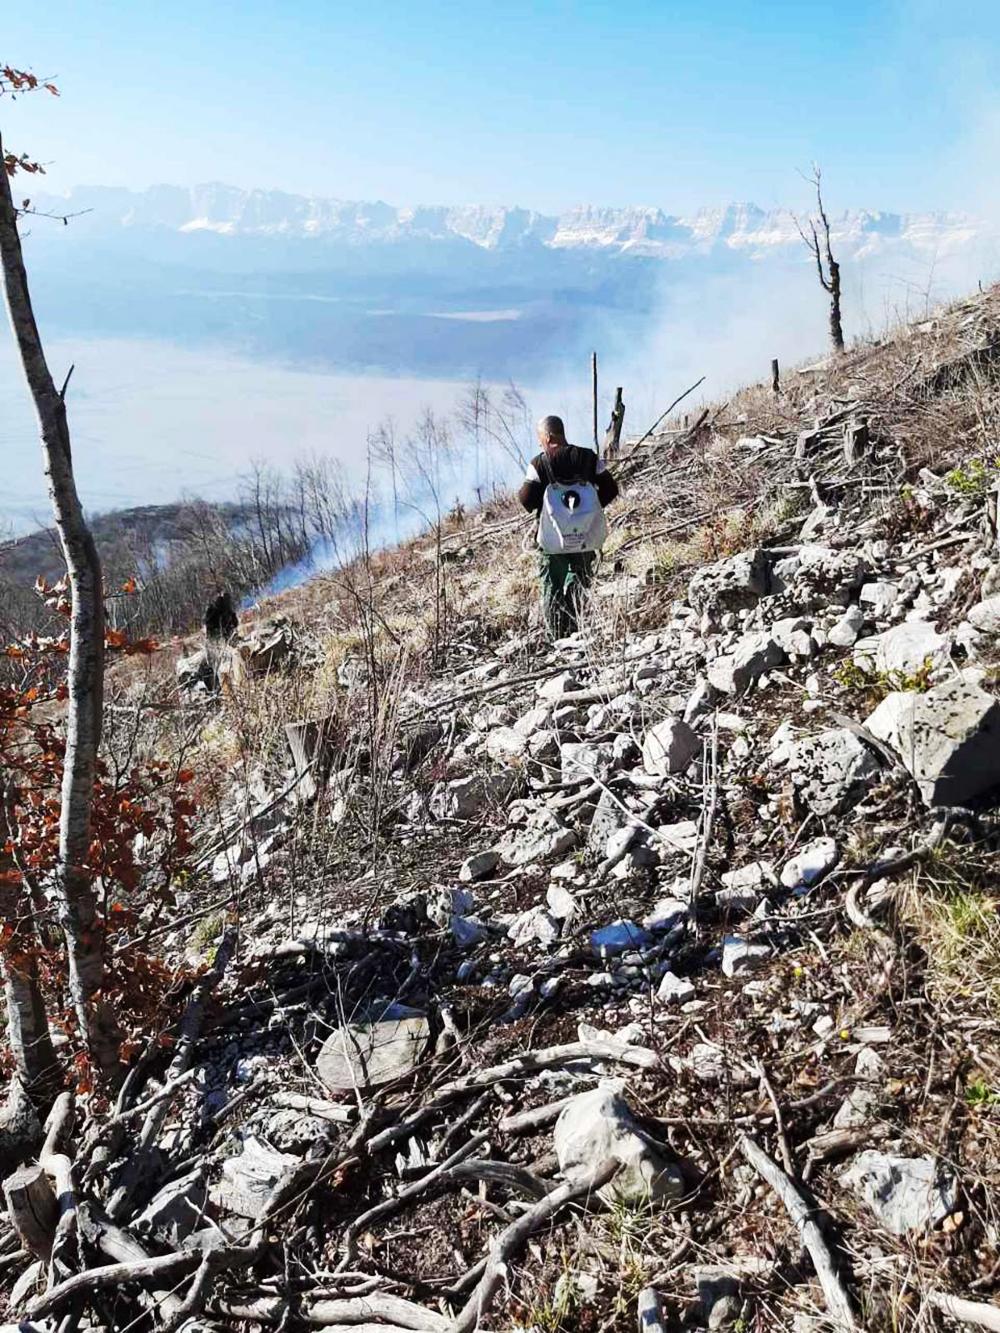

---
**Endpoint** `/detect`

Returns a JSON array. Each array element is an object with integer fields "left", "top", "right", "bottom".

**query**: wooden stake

[
  {"left": 771, "top": 358, "right": 780, "bottom": 394},
  {"left": 591, "top": 351, "right": 598, "bottom": 449}
]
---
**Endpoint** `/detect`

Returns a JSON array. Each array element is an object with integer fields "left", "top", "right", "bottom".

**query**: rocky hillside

[{"left": 8, "top": 287, "right": 1000, "bottom": 1332}]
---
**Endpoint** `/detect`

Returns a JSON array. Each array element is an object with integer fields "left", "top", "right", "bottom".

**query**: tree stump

[
  {"left": 843, "top": 417, "right": 870, "bottom": 468},
  {"left": 3, "top": 1162, "right": 57, "bottom": 1257},
  {"left": 284, "top": 716, "right": 336, "bottom": 800},
  {"left": 604, "top": 387, "right": 625, "bottom": 458}
]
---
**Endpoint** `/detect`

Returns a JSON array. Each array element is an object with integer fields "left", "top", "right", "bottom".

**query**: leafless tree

[
  {"left": 368, "top": 419, "right": 401, "bottom": 534},
  {"left": 456, "top": 377, "right": 490, "bottom": 494},
  {"left": 401, "top": 408, "right": 455, "bottom": 663},
  {"left": 0, "top": 129, "right": 124, "bottom": 1081},
  {"left": 797, "top": 165, "right": 845, "bottom": 355}
]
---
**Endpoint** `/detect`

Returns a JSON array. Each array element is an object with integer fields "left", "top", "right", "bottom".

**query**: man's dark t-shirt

[{"left": 517, "top": 443, "right": 619, "bottom": 514}]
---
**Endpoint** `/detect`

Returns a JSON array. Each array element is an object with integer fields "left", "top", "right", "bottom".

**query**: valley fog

[{"left": 0, "top": 339, "right": 476, "bottom": 533}]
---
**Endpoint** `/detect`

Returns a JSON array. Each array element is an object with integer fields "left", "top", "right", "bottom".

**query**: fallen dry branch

[
  {"left": 38, "top": 1090, "right": 77, "bottom": 1289},
  {"left": 214, "top": 1293, "right": 449, "bottom": 1330},
  {"left": 927, "top": 1291, "right": 1000, "bottom": 1331},
  {"left": 433, "top": 1038, "right": 658, "bottom": 1102},
  {"left": 25, "top": 1249, "right": 199, "bottom": 1319},
  {"left": 450, "top": 1158, "right": 620, "bottom": 1333},
  {"left": 632, "top": 376, "right": 707, "bottom": 451},
  {"left": 109, "top": 923, "right": 238, "bottom": 1221},
  {"left": 739, "top": 1134, "right": 859, "bottom": 1332},
  {"left": 79, "top": 1202, "right": 225, "bottom": 1331},
  {"left": 338, "top": 1130, "right": 490, "bottom": 1270},
  {"left": 269, "top": 1091, "right": 358, "bottom": 1123},
  {"left": 497, "top": 1096, "right": 576, "bottom": 1135},
  {"left": 441, "top": 1157, "right": 551, "bottom": 1200},
  {"left": 110, "top": 1067, "right": 198, "bottom": 1124}
]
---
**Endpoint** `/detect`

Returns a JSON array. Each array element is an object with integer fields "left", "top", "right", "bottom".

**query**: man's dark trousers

[{"left": 538, "top": 551, "right": 596, "bottom": 638}]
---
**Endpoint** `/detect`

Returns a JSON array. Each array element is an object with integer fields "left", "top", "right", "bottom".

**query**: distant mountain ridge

[{"left": 31, "top": 184, "right": 989, "bottom": 260}]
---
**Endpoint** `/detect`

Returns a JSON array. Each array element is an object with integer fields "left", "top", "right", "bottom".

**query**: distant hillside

[{"left": 0, "top": 503, "right": 215, "bottom": 587}]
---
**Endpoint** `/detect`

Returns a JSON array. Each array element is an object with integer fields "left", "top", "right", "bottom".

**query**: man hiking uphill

[{"left": 517, "top": 415, "right": 619, "bottom": 638}]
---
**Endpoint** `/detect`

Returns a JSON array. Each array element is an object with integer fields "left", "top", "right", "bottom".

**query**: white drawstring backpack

[{"left": 537, "top": 479, "right": 608, "bottom": 554}]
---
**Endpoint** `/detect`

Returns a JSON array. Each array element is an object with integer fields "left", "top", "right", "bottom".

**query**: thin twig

[
  {"left": 739, "top": 1135, "right": 858, "bottom": 1331},
  {"left": 449, "top": 1159, "right": 619, "bottom": 1333}
]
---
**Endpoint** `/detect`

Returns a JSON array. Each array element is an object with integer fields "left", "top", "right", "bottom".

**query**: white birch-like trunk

[
  {"left": 1, "top": 952, "right": 59, "bottom": 1092},
  {"left": 0, "top": 136, "right": 122, "bottom": 1082},
  {"left": 0, "top": 800, "right": 59, "bottom": 1093}
]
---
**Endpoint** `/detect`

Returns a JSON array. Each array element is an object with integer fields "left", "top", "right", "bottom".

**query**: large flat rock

[
  {"left": 867, "top": 679, "right": 1000, "bottom": 805},
  {"left": 317, "top": 1013, "right": 430, "bottom": 1093}
]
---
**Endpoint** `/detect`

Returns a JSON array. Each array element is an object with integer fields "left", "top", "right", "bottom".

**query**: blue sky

[{"left": 4, "top": 0, "right": 1000, "bottom": 214}]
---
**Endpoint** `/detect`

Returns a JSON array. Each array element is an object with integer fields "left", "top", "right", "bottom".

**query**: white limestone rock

[
  {"left": 425, "top": 886, "right": 475, "bottom": 927},
  {"left": 212, "top": 1138, "right": 298, "bottom": 1220},
  {"left": 859, "top": 581, "right": 900, "bottom": 619},
  {"left": 721, "top": 935, "right": 770, "bottom": 977},
  {"left": 430, "top": 772, "right": 516, "bottom": 820},
  {"left": 561, "top": 740, "right": 613, "bottom": 783},
  {"left": 966, "top": 594, "right": 1000, "bottom": 634},
  {"left": 687, "top": 548, "right": 770, "bottom": 616},
  {"left": 866, "top": 679, "right": 1000, "bottom": 805},
  {"left": 786, "top": 728, "right": 881, "bottom": 816},
  {"left": 720, "top": 860, "right": 776, "bottom": 892},
  {"left": 513, "top": 704, "right": 552, "bottom": 737},
  {"left": 459, "top": 850, "right": 500, "bottom": 883},
  {"left": 546, "top": 882, "right": 577, "bottom": 921},
  {"left": 833, "top": 1047, "right": 884, "bottom": 1129},
  {"left": 537, "top": 670, "right": 579, "bottom": 701},
  {"left": 840, "top": 1152, "right": 958, "bottom": 1234},
  {"left": 508, "top": 905, "right": 561, "bottom": 946},
  {"left": 779, "top": 837, "right": 839, "bottom": 891},
  {"left": 657, "top": 971, "right": 696, "bottom": 1004},
  {"left": 485, "top": 726, "right": 528, "bottom": 763},
  {"left": 684, "top": 675, "right": 718, "bottom": 724},
  {"left": 828, "top": 603, "right": 866, "bottom": 647},
  {"left": 656, "top": 820, "right": 700, "bottom": 855},
  {"left": 707, "top": 632, "right": 784, "bottom": 695},
  {"left": 554, "top": 1087, "right": 685, "bottom": 1206},
  {"left": 854, "top": 619, "right": 948, "bottom": 677},
  {"left": 771, "top": 544, "right": 870, "bottom": 610},
  {"left": 641, "top": 716, "right": 700, "bottom": 776}
]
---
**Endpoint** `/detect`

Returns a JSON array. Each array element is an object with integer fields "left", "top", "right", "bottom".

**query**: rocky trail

[{"left": 4, "top": 290, "right": 1000, "bottom": 1331}]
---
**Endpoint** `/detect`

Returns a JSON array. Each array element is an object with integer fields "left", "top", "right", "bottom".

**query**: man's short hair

[{"left": 538, "top": 415, "right": 566, "bottom": 441}]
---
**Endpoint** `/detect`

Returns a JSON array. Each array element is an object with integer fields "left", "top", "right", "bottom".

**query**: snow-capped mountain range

[{"left": 31, "top": 183, "right": 991, "bottom": 261}]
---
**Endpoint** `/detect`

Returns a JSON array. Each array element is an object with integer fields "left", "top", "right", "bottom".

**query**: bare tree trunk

[
  {"left": 0, "top": 885, "right": 59, "bottom": 1095},
  {"left": 0, "top": 795, "right": 59, "bottom": 1094},
  {"left": 1, "top": 952, "right": 59, "bottom": 1093},
  {"left": 798, "top": 165, "right": 845, "bottom": 356},
  {"left": 827, "top": 252, "right": 844, "bottom": 354},
  {"left": 603, "top": 386, "right": 625, "bottom": 457},
  {"left": 0, "top": 136, "right": 122, "bottom": 1083}
]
